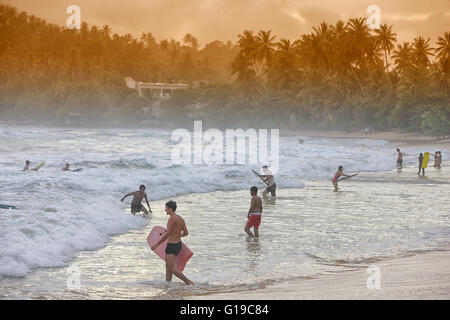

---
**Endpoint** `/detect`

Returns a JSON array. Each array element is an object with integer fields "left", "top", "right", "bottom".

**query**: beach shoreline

[
  {"left": 185, "top": 250, "right": 450, "bottom": 300},
  {"left": 281, "top": 129, "right": 450, "bottom": 150}
]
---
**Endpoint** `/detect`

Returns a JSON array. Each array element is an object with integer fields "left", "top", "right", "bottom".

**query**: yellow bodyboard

[
  {"left": 33, "top": 162, "right": 45, "bottom": 171},
  {"left": 422, "top": 152, "right": 430, "bottom": 169}
]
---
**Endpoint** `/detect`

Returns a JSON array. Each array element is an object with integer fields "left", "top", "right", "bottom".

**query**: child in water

[{"left": 332, "top": 165, "right": 350, "bottom": 192}]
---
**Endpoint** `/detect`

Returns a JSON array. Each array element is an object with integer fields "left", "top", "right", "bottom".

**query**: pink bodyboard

[{"left": 146, "top": 226, "right": 193, "bottom": 272}]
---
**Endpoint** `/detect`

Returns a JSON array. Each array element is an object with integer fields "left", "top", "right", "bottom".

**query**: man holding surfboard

[
  {"left": 261, "top": 166, "right": 276, "bottom": 198},
  {"left": 150, "top": 201, "right": 194, "bottom": 285}
]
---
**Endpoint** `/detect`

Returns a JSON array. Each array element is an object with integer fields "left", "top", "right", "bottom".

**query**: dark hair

[
  {"left": 262, "top": 165, "right": 268, "bottom": 169},
  {"left": 338, "top": 165, "right": 343, "bottom": 171},
  {"left": 397, "top": 148, "right": 400, "bottom": 151},
  {"left": 250, "top": 186, "right": 258, "bottom": 193},
  {"left": 165, "top": 201, "right": 177, "bottom": 212},
  {"left": 26, "top": 160, "right": 30, "bottom": 165},
  {"left": 139, "top": 184, "right": 146, "bottom": 190}
]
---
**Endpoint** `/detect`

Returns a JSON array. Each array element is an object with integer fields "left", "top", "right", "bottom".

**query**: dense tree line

[{"left": 0, "top": 4, "right": 449, "bottom": 135}]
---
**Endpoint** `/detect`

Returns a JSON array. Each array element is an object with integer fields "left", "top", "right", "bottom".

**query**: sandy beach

[
  {"left": 185, "top": 250, "right": 450, "bottom": 300},
  {"left": 282, "top": 129, "right": 450, "bottom": 150}
]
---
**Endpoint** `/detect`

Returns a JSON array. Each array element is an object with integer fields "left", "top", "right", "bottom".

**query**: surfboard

[
  {"left": 252, "top": 169, "right": 269, "bottom": 186},
  {"left": 146, "top": 226, "right": 193, "bottom": 272},
  {"left": 32, "top": 162, "right": 45, "bottom": 171},
  {"left": 0, "top": 204, "right": 17, "bottom": 210},
  {"left": 337, "top": 173, "right": 359, "bottom": 182},
  {"left": 422, "top": 152, "right": 430, "bottom": 169},
  {"left": 71, "top": 168, "right": 83, "bottom": 172}
]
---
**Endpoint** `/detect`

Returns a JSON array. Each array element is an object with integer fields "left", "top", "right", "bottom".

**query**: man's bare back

[{"left": 249, "top": 195, "right": 263, "bottom": 214}]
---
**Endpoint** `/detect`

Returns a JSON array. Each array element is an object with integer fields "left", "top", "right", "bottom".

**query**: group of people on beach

[
  {"left": 22, "top": 146, "right": 443, "bottom": 286},
  {"left": 396, "top": 149, "right": 443, "bottom": 176},
  {"left": 119, "top": 166, "right": 274, "bottom": 285}
]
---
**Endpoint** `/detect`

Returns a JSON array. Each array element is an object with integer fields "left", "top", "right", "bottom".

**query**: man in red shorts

[{"left": 245, "top": 186, "right": 263, "bottom": 237}]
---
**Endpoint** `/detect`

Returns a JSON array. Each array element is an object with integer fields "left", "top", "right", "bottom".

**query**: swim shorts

[
  {"left": 131, "top": 203, "right": 143, "bottom": 213},
  {"left": 265, "top": 183, "right": 276, "bottom": 196},
  {"left": 165, "top": 242, "right": 182, "bottom": 256},
  {"left": 246, "top": 213, "right": 261, "bottom": 230}
]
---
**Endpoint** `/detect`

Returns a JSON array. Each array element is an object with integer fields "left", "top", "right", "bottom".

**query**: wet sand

[{"left": 185, "top": 250, "right": 450, "bottom": 300}]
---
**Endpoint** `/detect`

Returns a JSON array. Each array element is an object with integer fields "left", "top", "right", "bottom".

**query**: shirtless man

[
  {"left": 245, "top": 186, "right": 263, "bottom": 237},
  {"left": 120, "top": 185, "right": 152, "bottom": 215},
  {"left": 396, "top": 148, "right": 403, "bottom": 168},
  {"left": 151, "top": 201, "right": 194, "bottom": 285},
  {"left": 261, "top": 166, "right": 276, "bottom": 198},
  {"left": 62, "top": 163, "right": 70, "bottom": 171}
]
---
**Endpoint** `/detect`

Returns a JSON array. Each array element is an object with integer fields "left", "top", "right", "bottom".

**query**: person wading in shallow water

[
  {"left": 397, "top": 148, "right": 403, "bottom": 169},
  {"left": 121, "top": 185, "right": 152, "bottom": 215},
  {"left": 151, "top": 201, "right": 194, "bottom": 285},
  {"left": 261, "top": 166, "right": 276, "bottom": 198},
  {"left": 245, "top": 186, "right": 263, "bottom": 237},
  {"left": 332, "top": 165, "right": 350, "bottom": 192},
  {"left": 418, "top": 153, "right": 425, "bottom": 176}
]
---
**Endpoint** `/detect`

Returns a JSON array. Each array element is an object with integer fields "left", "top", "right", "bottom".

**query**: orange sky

[{"left": 4, "top": 0, "right": 450, "bottom": 46}]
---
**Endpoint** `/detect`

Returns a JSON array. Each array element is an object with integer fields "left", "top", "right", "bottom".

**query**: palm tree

[
  {"left": 411, "top": 36, "right": 434, "bottom": 68},
  {"left": 230, "top": 52, "right": 258, "bottom": 102},
  {"left": 345, "top": 18, "right": 373, "bottom": 66},
  {"left": 255, "top": 30, "right": 277, "bottom": 71},
  {"left": 270, "top": 39, "right": 300, "bottom": 90},
  {"left": 374, "top": 24, "right": 397, "bottom": 70},
  {"left": 392, "top": 42, "right": 412, "bottom": 75},
  {"left": 435, "top": 31, "right": 450, "bottom": 62},
  {"left": 435, "top": 31, "right": 450, "bottom": 91}
]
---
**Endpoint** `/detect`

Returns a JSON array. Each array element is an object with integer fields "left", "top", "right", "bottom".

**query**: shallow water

[{"left": 1, "top": 165, "right": 449, "bottom": 299}]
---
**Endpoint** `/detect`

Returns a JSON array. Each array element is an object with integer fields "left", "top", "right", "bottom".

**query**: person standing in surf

[
  {"left": 396, "top": 148, "right": 403, "bottom": 169},
  {"left": 245, "top": 186, "right": 263, "bottom": 237},
  {"left": 261, "top": 166, "right": 276, "bottom": 198},
  {"left": 332, "top": 165, "right": 350, "bottom": 192},
  {"left": 151, "top": 201, "right": 194, "bottom": 285},
  {"left": 120, "top": 185, "right": 152, "bottom": 215},
  {"left": 418, "top": 153, "right": 425, "bottom": 176},
  {"left": 432, "top": 151, "right": 442, "bottom": 169}
]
